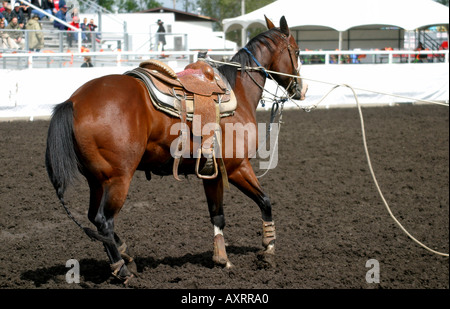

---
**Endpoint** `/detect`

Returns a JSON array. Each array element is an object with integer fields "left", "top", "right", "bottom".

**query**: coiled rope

[{"left": 208, "top": 58, "right": 449, "bottom": 257}]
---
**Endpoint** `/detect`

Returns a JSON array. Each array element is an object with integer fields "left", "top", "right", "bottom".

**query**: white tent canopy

[{"left": 223, "top": 0, "right": 449, "bottom": 49}]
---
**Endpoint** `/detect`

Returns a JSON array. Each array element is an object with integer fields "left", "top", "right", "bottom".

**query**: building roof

[
  {"left": 136, "top": 7, "right": 218, "bottom": 23},
  {"left": 223, "top": 0, "right": 449, "bottom": 32}
]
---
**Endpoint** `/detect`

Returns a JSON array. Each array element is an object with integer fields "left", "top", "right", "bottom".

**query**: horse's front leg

[
  {"left": 228, "top": 159, "right": 276, "bottom": 267},
  {"left": 202, "top": 176, "right": 233, "bottom": 268}
]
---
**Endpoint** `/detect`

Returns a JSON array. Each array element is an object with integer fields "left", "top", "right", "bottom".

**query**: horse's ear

[
  {"left": 265, "top": 15, "right": 275, "bottom": 29},
  {"left": 280, "top": 16, "right": 290, "bottom": 36}
]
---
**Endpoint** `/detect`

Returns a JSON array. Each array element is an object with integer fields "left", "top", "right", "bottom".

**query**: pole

[{"left": 241, "top": 0, "right": 245, "bottom": 47}]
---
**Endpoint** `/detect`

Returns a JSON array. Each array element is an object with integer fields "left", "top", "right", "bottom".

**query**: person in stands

[
  {"left": 2, "top": 3, "right": 12, "bottom": 24},
  {"left": 67, "top": 14, "right": 80, "bottom": 47},
  {"left": 1, "top": 18, "right": 19, "bottom": 49},
  {"left": 25, "top": 13, "right": 44, "bottom": 51},
  {"left": 87, "top": 18, "right": 100, "bottom": 43},
  {"left": 0, "top": 1, "right": 8, "bottom": 14},
  {"left": 80, "top": 17, "right": 88, "bottom": 42},
  {"left": 5, "top": 16, "right": 24, "bottom": 49},
  {"left": 52, "top": 0, "right": 61, "bottom": 15},
  {"left": 31, "top": 0, "right": 54, "bottom": 20},
  {"left": 11, "top": 3, "right": 26, "bottom": 25},
  {"left": 18, "top": 1, "right": 32, "bottom": 21},
  {"left": 53, "top": 1, "right": 67, "bottom": 30}
]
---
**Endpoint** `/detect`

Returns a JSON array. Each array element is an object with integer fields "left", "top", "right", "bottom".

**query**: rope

[
  {"left": 341, "top": 84, "right": 448, "bottom": 257},
  {"left": 208, "top": 58, "right": 449, "bottom": 257},
  {"left": 207, "top": 58, "right": 449, "bottom": 107}
]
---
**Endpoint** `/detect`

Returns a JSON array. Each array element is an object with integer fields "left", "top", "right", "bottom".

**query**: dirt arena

[{"left": 0, "top": 104, "right": 448, "bottom": 290}]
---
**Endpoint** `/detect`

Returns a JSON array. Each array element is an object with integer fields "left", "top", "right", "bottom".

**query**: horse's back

[{"left": 70, "top": 74, "right": 151, "bottom": 180}]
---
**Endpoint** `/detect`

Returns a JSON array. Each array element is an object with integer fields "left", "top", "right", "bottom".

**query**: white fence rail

[
  {"left": 300, "top": 50, "right": 449, "bottom": 65},
  {"left": 0, "top": 50, "right": 448, "bottom": 70},
  {"left": 0, "top": 61, "right": 448, "bottom": 120}
]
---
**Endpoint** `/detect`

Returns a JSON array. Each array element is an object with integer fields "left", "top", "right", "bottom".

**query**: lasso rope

[{"left": 208, "top": 58, "right": 449, "bottom": 257}]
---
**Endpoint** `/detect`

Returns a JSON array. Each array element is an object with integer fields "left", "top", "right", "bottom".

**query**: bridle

[
  {"left": 242, "top": 30, "right": 302, "bottom": 100},
  {"left": 275, "top": 32, "right": 302, "bottom": 98}
]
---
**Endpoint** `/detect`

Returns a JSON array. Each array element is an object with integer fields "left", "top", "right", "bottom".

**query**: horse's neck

[
  {"left": 239, "top": 45, "right": 277, "bottom": 112},
  {"left": 234, "top": 61, "right": 269, "bottom": 113}
]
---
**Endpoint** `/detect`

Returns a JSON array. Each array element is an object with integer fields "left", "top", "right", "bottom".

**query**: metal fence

[{"left": 1, "top": 48, "right": 448, "bottom": 70}]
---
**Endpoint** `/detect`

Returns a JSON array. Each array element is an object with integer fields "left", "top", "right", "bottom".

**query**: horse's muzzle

[{"left": 291, "top": 78, "right": 308, "bottom": 101}]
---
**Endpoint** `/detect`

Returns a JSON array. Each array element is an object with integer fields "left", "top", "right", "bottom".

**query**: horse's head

[{"left": 265, "top": 16, "right": 308, "bottom": 101}]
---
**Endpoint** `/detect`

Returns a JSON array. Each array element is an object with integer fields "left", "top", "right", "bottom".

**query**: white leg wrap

[{"left": 214, "top": 225, "right": 224, "bottom": 237}]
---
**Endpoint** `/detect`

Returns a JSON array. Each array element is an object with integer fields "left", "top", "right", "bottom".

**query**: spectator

[
  {"left": 2, "top": 3, "right": 12, "bottom": 24},
  {"left": 52, "top": 0, "right": 61, "bottom": 15},
  {"left": 1, "top": 19, "right": 19, "bottom": 49},
  {"left": 81, "top": 55, "right": 93, "bottom": 67},
  {"left": 0, "top": 1, "right": 7, "bottom": 14},
  {"left": 0, "top": 11, "right": 4, "bottom": 25},
  {"left": 80, "top": 17, "right": 88, "bottom": 42},
  {"left": 53, "top": 1, "right": 67, "bottom": 30},
  {"left": 156, "top": 19, "right": 166, "bottom": 51},
  {"left": 31, "top": 0, "right": 54, "bottom": 20},
  {"left": 19, "top": 1, "right": 32, "bottom": 21},
  {"left": 67, "top": 14, "right": 79, "bottom": 47},
  {"left": 11, "top": 3, "right": 26, "bottom": 25},
  {"left": 5, "top": 16, "right": 24, "bottom": 49},
  {"left": 25, "top": 13, "right": 43, "bottom": 51},
  {"left": 87, "top": 18, "right": 100, "bottom": 43}
]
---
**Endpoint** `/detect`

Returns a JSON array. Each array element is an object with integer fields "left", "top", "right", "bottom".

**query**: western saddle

[{"left": 124, "top": 58, "right": 236, "bottom": 183}]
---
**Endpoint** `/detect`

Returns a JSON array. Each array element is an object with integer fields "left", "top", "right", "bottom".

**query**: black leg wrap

[{"left": 211, "top": 215, "right": 225, "bottom": 230}]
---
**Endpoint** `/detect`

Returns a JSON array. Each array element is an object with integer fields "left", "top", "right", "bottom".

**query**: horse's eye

[{"left": 295, "top": 50, "right": 300, "bottom": 57}]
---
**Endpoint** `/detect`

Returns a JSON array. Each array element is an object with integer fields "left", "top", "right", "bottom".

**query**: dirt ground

[{"left": 0, "top": 105, "right": 448, "bottom": 291}]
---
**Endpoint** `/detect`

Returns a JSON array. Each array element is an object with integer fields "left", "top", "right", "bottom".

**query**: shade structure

[{"left": 223, "top": 0, "right": 449, "bottom": 49}]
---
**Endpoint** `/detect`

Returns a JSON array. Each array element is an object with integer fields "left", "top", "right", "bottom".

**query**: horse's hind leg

[
  {"left": 228, "top": 160, "right": 276, "bottom": 266},
  {"left": 87, "top": 176, "right": 135, "bottom": 283},
  {"left": 202, "top": 176, "right": 233, "bottom": 268}
]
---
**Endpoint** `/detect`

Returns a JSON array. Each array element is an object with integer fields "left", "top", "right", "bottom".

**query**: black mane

[{"left": 218, "top": 28, "right": 284, "bottom": 89}]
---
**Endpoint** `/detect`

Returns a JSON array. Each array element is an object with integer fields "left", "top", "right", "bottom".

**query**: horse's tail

[
  {"left": 45, "top": 101, "right": 79, "bottom": 201},
  {"left": 45, "top": 101, "right": 114, "bottom": 245}
]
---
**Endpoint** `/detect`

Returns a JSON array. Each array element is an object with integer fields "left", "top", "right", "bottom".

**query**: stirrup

[{"left": 195, "top": 148, "right": 218, "bottom": 179}]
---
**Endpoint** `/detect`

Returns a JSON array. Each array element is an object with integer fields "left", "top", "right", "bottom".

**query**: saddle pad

[{"left": 124, "top": 67, "right": 237, "bottom": 120}]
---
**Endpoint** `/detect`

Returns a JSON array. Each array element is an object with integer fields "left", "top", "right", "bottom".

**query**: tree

[
  {"left": 116, "top": 0, "right": 163, "bottom": 12},
  {"left": 195, "top": 0, "right": 275, "bottom": 31},
  {"left": 96, "top": 0, "right": 116, "bottom": 11},
  {"left": 434, "top": 0, "right": 449, "bottom": 6},
  {"left": 193, "top": 0, "right": 275, "bottom": 46}
]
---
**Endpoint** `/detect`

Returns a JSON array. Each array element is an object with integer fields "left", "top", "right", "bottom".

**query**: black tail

[
  {"left": 45, "top": 101, "right": 79, "bottom": 200},
  {"left": 45, "top": 101, "right": 114, "bottom": 245}
]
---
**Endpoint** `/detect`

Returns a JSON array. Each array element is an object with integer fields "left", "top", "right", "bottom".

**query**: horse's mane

[{"left": 218, "top": 28, "right": 284, "bottom": 89}]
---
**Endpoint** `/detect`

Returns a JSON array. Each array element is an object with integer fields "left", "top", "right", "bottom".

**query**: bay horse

[{"left": 45, "top": 16, "right": 307, "bottom": 283}]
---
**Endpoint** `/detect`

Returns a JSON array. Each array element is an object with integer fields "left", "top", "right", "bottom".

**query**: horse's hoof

[
  {"left": 111, "top": 260, "right": 135, "bottom": 284},
  {"left": 123, "top": 274, "right": 134, "bottom": 286},
  {"left": 213, "top": 256, "right": 234, "bottom": 269},
  {"left": 225, "top": 260, "right": 234, "bottom": 269},
  {"left": 256, "top": 250, "right": 276, "bottom": 269},
  {"left": 126, "top": 260, "right": 138, "bottom": 277}
]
